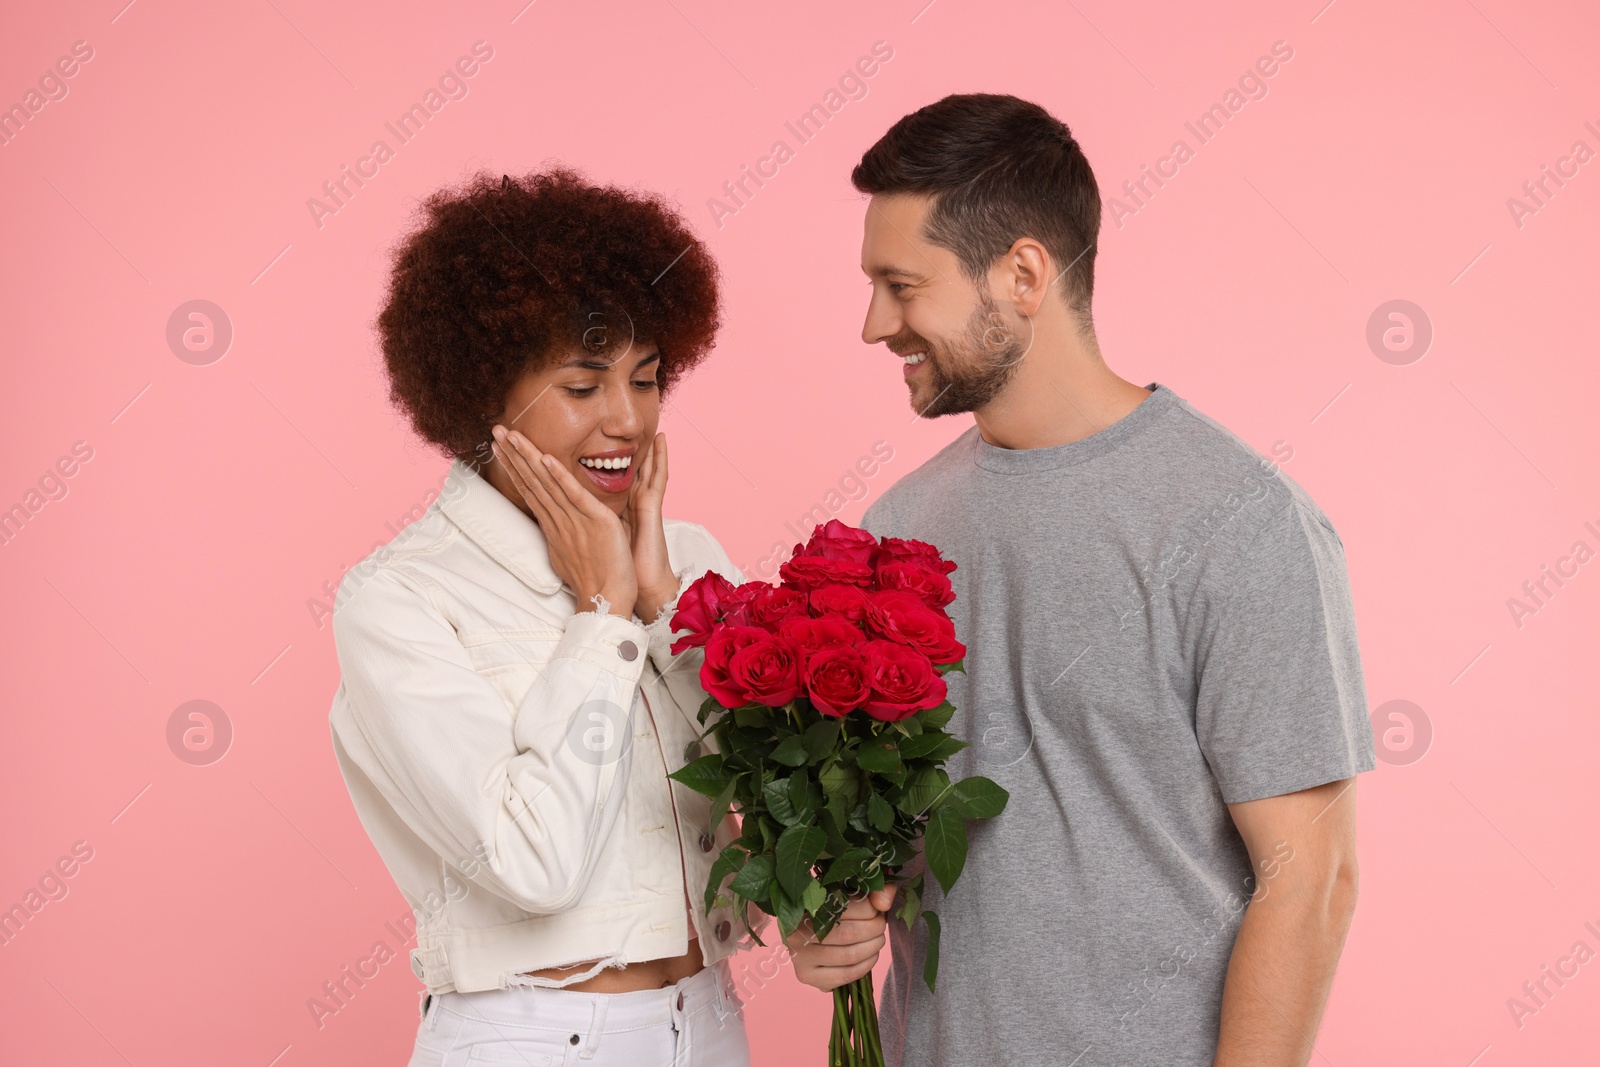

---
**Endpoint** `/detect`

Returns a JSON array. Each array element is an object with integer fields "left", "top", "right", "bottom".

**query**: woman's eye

[
  {"left": 632, "top": 378, "right": 660, "bottom": 391},
  {"left": 565, "top": 386, "right": 598, "bottom": 398}
]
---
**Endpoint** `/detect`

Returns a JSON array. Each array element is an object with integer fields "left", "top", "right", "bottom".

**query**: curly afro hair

[{"left": 376, "top": 166, "right": 722, "bottom": 461}]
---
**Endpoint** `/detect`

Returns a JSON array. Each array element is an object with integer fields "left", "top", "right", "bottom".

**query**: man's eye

[
  {"left": 889, "top": 283, "right": 909, "bottom": 294},
  {"left": 565, "top": 386, "right": 598, "bottom": 398}
]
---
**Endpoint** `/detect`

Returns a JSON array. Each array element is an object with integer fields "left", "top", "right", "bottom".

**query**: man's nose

[{"left": 862, "top": 288, "right": 900, "bottom": 346}]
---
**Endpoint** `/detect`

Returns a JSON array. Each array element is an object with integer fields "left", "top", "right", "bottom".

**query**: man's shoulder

[
  {"left": 1154, "top": 392, "right": 1343, "bottom": 554},
  {"left": 861, "top": 425, "right": 979, "bottom": 533}
]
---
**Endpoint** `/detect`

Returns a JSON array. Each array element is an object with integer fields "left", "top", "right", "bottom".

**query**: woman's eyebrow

[{"left": 561, "top": 349, "right": 661, "bottom": 371}]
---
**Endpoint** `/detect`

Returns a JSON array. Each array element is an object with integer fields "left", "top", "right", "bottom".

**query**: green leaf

[
  {"left": 734, "top": 705, "right": 769, "bottom": 728},
  {"left": 774, "top": 824, "right": 827, "bottom": 901},
  {"left": 896, "top": 730, "right": 949, "bottom": 760},
  {"left": 703, "top": 844, "right": 746, "bottom": 912},
  {"left": 707, "top": 776, "right": 739, "bottom": 831},
  {"left": 935, "top": 658, "right": 964, "bottom": 674},
  {"left": 666, "top": 753, "right": 729, "bottom": 798},
  {"left": 867, "top": 792, "right": 895, "bottom": 832},
  {"left": 729, "top": 852, "right": 774, "bottom": 903},
  {"left": 819, "top": 808, "right": 852, "bottom": 859},
  {"left": 918, "top": 733, "right": 971, "bottom": 762},
  {"left": 801, "top": 877, "right": 826, "bottom": 914},
  {"left": 855, "top": 737, "right": 903, "bottom": 776},
  {"left": 763, "top": 776, "right": 801, "bottom": 826},
  {"left": 948, "top": 775, "right": 1010, "bottom": 820},
  {"left": 921, "top": 909, "right": 943, "bottom": 992},
  {"left": 820, "top": 846, "right": 874, "bottom": 885},
  {"left": 819, "top": 760, "right": 858, "bottom": 805},
  {"left": 922, "top": 805, "right": 969, "bottom": 895},
  {"left": 698, "top": 694, "right": 724, "bottom": 726},
  {"left": 772, "top": 880, "right": 804, "bottom": 940},
  {"left": 769, "top": 734, "right": 810, "bottom": 767},
  {"left": 916, "top": 700, "right": 957, "bottom": 729},
  {"left": 895, "top": 766, "right": 951, "bottom": 815},
  {"left": 787, "top": 768, "right": 815, "bottom": 820},
  {"left": 893, "top": 872, "right": 923, "bottom": 931},
  {"left": 802, "top": 718, "right": 841, "bottom": 763}
]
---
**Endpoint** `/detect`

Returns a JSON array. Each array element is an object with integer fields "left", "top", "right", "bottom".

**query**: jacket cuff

[
  {"left": 639, "top": 570, "right": 694, "bottom": 666},
  {"left": 557, "top": 604, "right": 652, "bottom": 682}
]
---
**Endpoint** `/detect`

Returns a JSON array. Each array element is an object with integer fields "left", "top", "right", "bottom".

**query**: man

[{"left": 785, "top": 93, "right": 1377, "bottom": 1066}]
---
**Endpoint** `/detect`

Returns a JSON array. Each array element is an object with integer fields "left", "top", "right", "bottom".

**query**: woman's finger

[
  {"left": 491, "top": 440, "right": 547, "bottom": 521},
  {"left": 652, "top": 432, "right": 668, "bottom": 496},
  {"left": 493, "top": 433, "right": 564, "bottom": 530},
  {"left": 534, "top": 445, "right": 619, "bottom": 523}
]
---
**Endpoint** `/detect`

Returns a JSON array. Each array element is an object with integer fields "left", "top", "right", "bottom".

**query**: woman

[{"left": 327, "top": 167, "right": 766, "bottom": 1065}]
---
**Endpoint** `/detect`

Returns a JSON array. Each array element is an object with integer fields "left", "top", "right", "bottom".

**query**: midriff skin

[
  {"left": 519, "top": 933, "right": 704, "bottom": 992},
  {"left": 519, "top": 896, "right": 705, "bottom": 992}
]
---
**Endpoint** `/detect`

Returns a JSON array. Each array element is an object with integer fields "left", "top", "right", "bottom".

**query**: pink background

[{"left": 3, "top": 0, "right": 1598, "bottom": 1063}]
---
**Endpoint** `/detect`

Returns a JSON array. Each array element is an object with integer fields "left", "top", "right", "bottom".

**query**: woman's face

[{"left": 485, "top": 339, "right": 662, "bottom": 518}]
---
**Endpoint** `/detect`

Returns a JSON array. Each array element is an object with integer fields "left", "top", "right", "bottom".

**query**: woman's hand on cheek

[
  {"left": 491, "top": 425, "right": 637, "bottom": 617},
  {"left": 628, "top": 432, "right": 677, "bottom": 623}
]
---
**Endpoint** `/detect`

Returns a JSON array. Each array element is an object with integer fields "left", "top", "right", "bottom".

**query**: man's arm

[{"left": 1213, "top": 777, "right": 1360, "bottom": 1067}]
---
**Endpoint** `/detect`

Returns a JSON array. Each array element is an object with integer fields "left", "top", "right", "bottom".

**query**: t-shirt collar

[
  {"left": 971, "top": 381, "right": 1176, "bottom": 474},
  {"left": 436, "top": 458, "right": 565, "bottom": 596}
]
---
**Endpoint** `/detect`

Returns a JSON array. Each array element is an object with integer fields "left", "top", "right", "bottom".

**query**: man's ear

[{"left": 997, "top": 236, "right": 1052, "bottom": 318}]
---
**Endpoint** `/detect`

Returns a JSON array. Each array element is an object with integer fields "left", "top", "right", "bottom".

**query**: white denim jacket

[{"left": 328, "top": 458, "right": 769, "bottom": 994}]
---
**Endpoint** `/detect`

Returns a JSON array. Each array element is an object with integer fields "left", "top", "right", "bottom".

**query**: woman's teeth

[
  {"left": 903, "top": 352, "right": 928, "bottom": 365},
  {"left": 579, "top": 456, "right": 632, "bottom": 470}
]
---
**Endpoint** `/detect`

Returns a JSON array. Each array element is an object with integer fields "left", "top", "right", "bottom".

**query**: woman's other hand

[
  {"left": 493, "top": 425, "right": 636, "bottom": 616},
  {"left": 626, "top": 432, "right": 678, "bottom": 623}
]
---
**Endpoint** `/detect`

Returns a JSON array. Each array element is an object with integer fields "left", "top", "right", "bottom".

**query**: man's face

[{"left": 859, "top": 193, "right": 1027, "bottom": 418}]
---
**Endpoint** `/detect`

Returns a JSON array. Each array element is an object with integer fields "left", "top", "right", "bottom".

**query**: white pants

[{"left": 405, "top": 957, "right": 752, "bottom": 1067}]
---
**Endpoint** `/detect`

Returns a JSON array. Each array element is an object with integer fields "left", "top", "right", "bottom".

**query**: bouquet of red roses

[{"left": 666, "top": 520, "right": 1008, "bottom": 1067}]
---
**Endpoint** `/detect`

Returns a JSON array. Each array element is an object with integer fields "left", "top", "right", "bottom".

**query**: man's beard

[{"left": 903, "top": 290, "right": 1029, "bottom": 418}]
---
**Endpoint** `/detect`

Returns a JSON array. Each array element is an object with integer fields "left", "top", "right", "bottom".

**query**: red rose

[
  {"left": 874, "top": 560, "right": 955, "bottom": 609},
  {"left": 798, "top": 519, "right": 880, "bottom": 567},
  {"left": 864, "top": 590, "right": 966, "bottom": 664},
  {"left": 804, "top": 644, "right": 871, "bottom": 718},
  {"left": 861, "top": 639, "right": 946, "bottom": 722},
  {"left": 700, "top": 625, "right": 769, "bottom": 707},
  {"left": 808, "top": 584, "right": 871, "bottom": 623},
  {"left": 718, "top": 581, "right": 767, "bottom": 628},
  {"left": 747, "top": 584, "right": 809, "bottom": 629},
  {"left": 878, "top": 536, "right": 957, "bottom": 576},
  {"left": 727, "top": 635, "right": 803, "bottom": 706},
  {"left": 779, "top": 614, "right": 864, "bottom": 659},
  {"left": 780, "top": 554, "right": 874, "bottom": 589},
  {"left": 668, "top": 571, "right": 737, "bottom": 653}
]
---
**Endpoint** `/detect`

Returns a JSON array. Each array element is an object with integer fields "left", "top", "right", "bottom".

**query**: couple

[{"left": 329, "top": 92, "right": 1377, "bottom": 1067}]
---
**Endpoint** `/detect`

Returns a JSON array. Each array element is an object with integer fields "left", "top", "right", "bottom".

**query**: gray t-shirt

[{"left": 859, "top": 382, "right": 1377, "bottom": 1066}]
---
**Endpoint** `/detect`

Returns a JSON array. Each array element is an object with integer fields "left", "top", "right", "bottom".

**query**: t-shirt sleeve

[{"left": 1194, "top": 499, "right": 1378, "bottom": 804}]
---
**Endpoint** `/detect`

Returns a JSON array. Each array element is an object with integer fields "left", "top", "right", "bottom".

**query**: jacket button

[
  {"left": 716, "top": 920, "right": 732, "bottom": 941},
  {"left": 699, "top": 832, "right": 713, "bottom": 853},
  {"left": 618, "top": 640, "right": 639, "bottom": 661}
]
